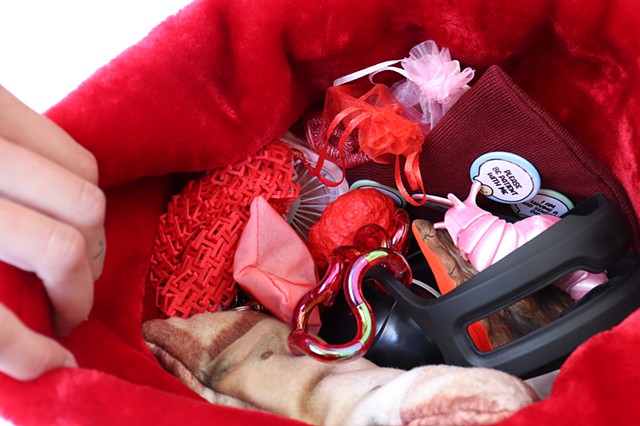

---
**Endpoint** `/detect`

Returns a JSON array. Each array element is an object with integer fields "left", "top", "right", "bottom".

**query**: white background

[{"left": 0, "top": 0, "right": 193, "bottom": 112}]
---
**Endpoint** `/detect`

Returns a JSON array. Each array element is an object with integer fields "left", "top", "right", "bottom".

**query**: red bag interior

[{"left": 1, "top": 0, "right": 639, "bottom": 424}]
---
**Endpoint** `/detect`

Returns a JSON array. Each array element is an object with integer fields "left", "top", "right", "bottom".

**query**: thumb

[{"left": 0, "top": 303, "right": 77, "bottom": 381}]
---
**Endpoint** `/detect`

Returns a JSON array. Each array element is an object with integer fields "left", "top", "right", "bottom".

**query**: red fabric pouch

[{"left": 1, "top": 0, "right": 640, "bottom": 425}]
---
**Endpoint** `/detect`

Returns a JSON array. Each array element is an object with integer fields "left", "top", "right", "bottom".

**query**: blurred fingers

[
  {"left": 0, "top": 136, "right": 106, "bottom": 279},
  {"left": 0, "top": 198, "right": 94, "bottom": 334},
  {"left": 0, "top": 84, "right": 98, "bottom": 184},
  {"left": 0, "top": 303, "right": 77, "bottom": 381}
]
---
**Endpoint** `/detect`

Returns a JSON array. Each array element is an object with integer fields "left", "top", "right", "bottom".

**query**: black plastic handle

[{"left": 373, "top": 194, "right": 640, "bottom": 378}]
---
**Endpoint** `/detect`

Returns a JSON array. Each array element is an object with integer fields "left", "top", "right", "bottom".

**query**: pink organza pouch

[
  {"left": 329, "top": 39, "right": 475, "bottom": 133},
  {"left": 389, "top": 40, "right": 475, "bottom": 131}
]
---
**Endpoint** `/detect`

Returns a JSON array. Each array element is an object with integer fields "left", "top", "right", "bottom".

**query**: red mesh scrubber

[{"left": 149, "top": 141, "right": 300, "bottom": 318}]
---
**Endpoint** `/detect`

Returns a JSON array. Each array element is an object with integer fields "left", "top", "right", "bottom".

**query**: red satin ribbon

[
  {"left": 395, "top": 151, "right": 426, "bottom": 207},
  {"left": 305, "top": 84, "right": 426, "bottom": 206}
]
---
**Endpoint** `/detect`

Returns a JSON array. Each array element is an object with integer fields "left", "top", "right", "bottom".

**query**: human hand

[{"left": 0, "top": 85, "right": 106, "bottom": 380}]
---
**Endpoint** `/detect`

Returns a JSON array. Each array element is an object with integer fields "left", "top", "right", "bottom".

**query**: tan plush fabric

[{"left": 142, "top": 311, "right": 538, "bottom": 425}]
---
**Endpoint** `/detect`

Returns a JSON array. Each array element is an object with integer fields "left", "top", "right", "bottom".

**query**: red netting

[{"left": 149, "top": 140, "right": 300, "bottom": 318}]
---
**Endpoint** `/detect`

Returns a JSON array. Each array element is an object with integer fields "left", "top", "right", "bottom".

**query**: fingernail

[
  {"left": 54, "top": 315, "right": 87, "bottom": 336},
  {"left": 55, "top": 321, "right": 75, "bottom": 336},
  {"left": 63, "top": 355, "right": 78, "bottom": 369}
]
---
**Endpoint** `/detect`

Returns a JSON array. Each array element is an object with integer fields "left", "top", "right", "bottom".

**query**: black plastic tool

[{"left": 371, "top": 194, "right": 640, "bottom": 378}]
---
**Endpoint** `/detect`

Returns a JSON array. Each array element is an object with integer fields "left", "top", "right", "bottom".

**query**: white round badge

[
  {"left": 512, "top": 188, "right": 574, "bottom": 218},
  {"left": 470, "top": 152, "right": 541, "bottom": 204}
]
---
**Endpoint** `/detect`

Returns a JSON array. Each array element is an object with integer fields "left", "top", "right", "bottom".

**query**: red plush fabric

[{"left": 1, "top": 0, "right": 639, "bottom": 424}]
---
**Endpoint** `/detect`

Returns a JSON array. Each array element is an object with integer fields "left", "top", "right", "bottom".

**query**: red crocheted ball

[{"left": 307, "top": 188, "right": 397, "bottom": 269}]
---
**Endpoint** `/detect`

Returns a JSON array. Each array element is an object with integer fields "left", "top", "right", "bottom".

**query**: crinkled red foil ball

[{"left": 307, "top": 188, "right": 397, "bottom": 269}]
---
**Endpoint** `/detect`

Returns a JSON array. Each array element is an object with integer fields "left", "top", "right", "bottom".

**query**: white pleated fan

[{"left": 281, "top": 133, "right": 349, "bottom": 239}]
